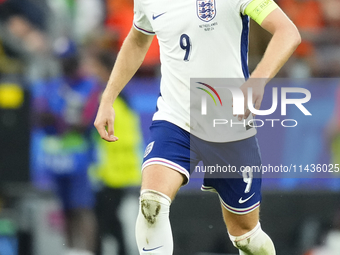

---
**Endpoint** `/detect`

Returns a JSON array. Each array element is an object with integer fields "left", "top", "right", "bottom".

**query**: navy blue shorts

[
  {"left": 142, "top": 121, "right": 262, "bottom": 214},
  {"left": 52, "top": 171, "right": 95, "bottom": 211}
]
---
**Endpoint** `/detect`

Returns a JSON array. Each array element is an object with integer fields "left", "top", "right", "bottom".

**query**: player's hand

[
  {"left": 94, "top": 99, "right": 118, "bottom": 142},
  {"left": 238, "top": 79, "right": 266, "bottom": 120}
]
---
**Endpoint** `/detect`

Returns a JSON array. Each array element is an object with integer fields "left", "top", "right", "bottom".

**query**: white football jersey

[{"left": 134, "top": 0, "right": 257, "bottom": 142}]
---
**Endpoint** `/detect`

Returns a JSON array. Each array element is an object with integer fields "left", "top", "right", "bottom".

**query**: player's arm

[
  {"left": 239, "top": 0, "right": 301, "bottom": 120},
  {"left": 250, "top": 6, "right": 301, "bottom": 79},
  {"left": 94, "top": 27, "right": 154, "bottom": 141}
]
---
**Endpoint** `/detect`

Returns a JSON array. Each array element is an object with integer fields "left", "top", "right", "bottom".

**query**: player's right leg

[
  {"left": 135, "top": 164, "right": 185, "bottom": 254},
  {"left": 135, "top": 121, "right": 197, "bottom": 255}
]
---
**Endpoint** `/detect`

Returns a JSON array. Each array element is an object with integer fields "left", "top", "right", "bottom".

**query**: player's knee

[
  {"left": 229, "top": 223, "right": 275, "bottom": 254},
  {"left": 139, "top": 189, "right": 171, "bottom": 225},
  {"left": 231, "top": 235, "right": 252, "bottom": 250},
  {"left": 229, "top": 223, "right": 261, "bottom": 249}
]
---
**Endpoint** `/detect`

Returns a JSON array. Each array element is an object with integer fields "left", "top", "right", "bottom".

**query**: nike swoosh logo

[
  {"left": 143, "top": 245, "right": 163, "bottom": 252},
  {"left": 238, "top": 193, "right": 255, "bottom": 204},
  {"left": 152, "top": 12, "right": 166, "bottom": 20}
]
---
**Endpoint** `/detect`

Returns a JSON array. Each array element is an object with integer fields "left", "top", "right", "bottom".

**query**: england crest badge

[
  {"left": 197, "top": 0, "right": 216, "bottom": 22},
  {"left": 144, "top": 141, "right": 155, "bottom": 158}
]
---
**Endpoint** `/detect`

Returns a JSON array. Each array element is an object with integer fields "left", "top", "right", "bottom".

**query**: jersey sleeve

[
  {"left": 243, "top": 0, "right": 279, "bottom": 25},
  {"left": 133, "top": 0, "right": 155, "bottom": 35}
]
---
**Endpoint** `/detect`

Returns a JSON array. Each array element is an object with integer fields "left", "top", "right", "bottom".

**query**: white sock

[
  {"left": 135, "top": 189, "right": 173, "bottom": 254},
  {"left": 229, "top": 222, "right": 276, "bottom": 255},
  {"left": 64, "top": 248, "right": 94, "bottom": 255}
]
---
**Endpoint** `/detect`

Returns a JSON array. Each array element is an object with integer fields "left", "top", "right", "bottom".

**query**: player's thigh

[
  {"left": 141, "top": 164, "right": 185, "bottom": 200},
  {"left": 221, "top": 206, "right": 260, "bottom": 236},
  {"left": 141, "top": 120, "right": 198, "bottom": 200},
  {"left": 197, "top": 136, "right": 262, "bottom": 236}
]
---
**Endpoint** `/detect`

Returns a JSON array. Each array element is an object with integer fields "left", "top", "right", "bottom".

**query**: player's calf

[
  {"left": 135, "top": 189, "right": 173, "bottom": 254},
  {"left": 229, "top": 223, "right": 276, "bottom": 255}
]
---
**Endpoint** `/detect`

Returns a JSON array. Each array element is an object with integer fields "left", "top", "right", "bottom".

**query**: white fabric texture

[{"left": 135, "top": 190, "right": 173, "bottom": 254}]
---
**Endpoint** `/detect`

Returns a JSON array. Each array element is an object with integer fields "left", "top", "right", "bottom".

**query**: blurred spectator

[
  {"left": 278, "top": 0, "right": 325, "bottom": 77},
  {"left": 85, "top": 48, "right": 142, "bottom": 255},
  {"left": 0, "top": 40, "right": 23, "bottom": 77},
  {"left": 0, "top": 0, "right": 47, "bottom": 31},
  {"left": 104, "top": 0, "right": 160, "bottom": 71},
  {"left": 0, "top": 0, "right": 105, "bottom": 83},
  {"left": 0, "top": 0, "right": 58, "bottom": 82},
  {"left": 313, "top": 0, "right": 340, "bottom": 77},
  {"left": 72, "top": 0, "right": 104, "bottom": 43},
  {"left": 47, "top": 0, "right": 105, "bottom": 43},
  {"left": 279, "top": 0, "right": 340, "bottom": 77},
  {"left": 30, "top": 42, "right": 100, "bottom": 255}
]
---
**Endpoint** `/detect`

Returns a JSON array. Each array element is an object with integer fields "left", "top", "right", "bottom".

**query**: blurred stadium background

[{"left": 1, "top": 0, "right": 340, "bottom": 255}]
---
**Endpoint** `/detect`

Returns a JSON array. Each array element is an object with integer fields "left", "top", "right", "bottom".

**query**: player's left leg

[
  {"left": 199, "top": 135, "right": 275, "bottom": 255},
  {"left": 222, "top": 206, "right": 275, "bottom": 255}
]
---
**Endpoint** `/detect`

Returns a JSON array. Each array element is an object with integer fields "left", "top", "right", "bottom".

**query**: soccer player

[{"left": 94, "top": 0, "right": 301, "bottom": 254}]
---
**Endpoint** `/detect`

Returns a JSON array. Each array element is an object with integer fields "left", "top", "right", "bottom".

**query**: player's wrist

[
  {"left": 248, "top": 75, "right": 269, "bottom": 88},
  {"left": 100, "top": 89, "right": 118, "bottom": 105}
]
